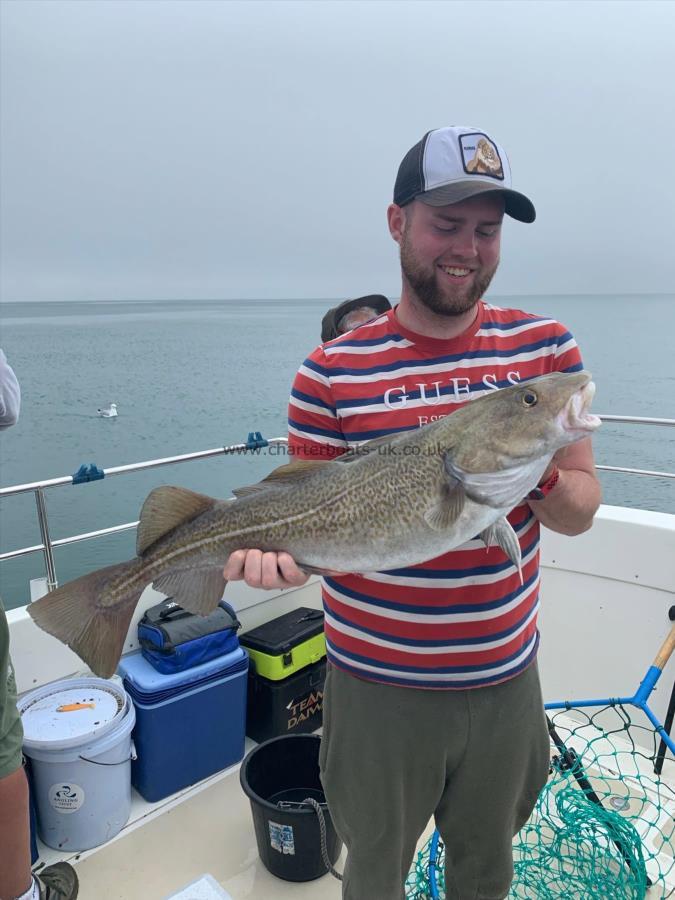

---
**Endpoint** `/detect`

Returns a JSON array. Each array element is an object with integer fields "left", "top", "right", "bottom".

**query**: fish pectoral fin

[
  {"left": 423, "top": 481, "right": 466, "bottom": 531},
  {"left": 232, "top": 459, "right": 333, "bottom": 498},
  {"left": 152, "top": 566, "right": 226, "bottom": 616},
  {"left": 480, "top": 517, "right": 523, "bottom": 584},
  {"left": 137, "top": 486, "right": 216, "bottom": 555}
]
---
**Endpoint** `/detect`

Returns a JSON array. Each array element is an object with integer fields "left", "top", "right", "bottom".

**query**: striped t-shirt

[{"left": 287, "top": 301, "right": 583, "bottom": 689}]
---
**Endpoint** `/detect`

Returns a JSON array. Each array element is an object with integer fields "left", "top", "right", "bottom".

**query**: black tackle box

[
  {"left": 239, "top": 608, "right": 326, "bottom": 681},
  {"left": 240, "top": 608, "right": 327, "bottom": 742},
  {"left": 245, "top": 656, "right": 327, "bottom": 743}
]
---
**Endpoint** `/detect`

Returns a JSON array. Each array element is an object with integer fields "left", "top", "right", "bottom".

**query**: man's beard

[{"left": 399, "top": 229, "right": 498, "bottom": 317}]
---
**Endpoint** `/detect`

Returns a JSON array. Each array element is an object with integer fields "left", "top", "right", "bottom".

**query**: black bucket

[{"left": 240, "top": 733, "right": 342, "bottom": 881}]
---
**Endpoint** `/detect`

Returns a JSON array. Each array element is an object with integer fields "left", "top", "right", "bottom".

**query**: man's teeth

[{"left": 440, "top": 266, "right": 471, "bottom": 276}]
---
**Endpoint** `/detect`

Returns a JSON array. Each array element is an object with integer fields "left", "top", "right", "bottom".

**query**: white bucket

[{"left": 18, "top": 676, "right": 136, "bottom": 851}]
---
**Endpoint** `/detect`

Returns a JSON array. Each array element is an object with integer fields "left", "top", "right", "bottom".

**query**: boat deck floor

[
  {"left": 72, "top": 761, "right": 354, "bottom": 899},
  {"left": 34, "top": 737, "right": 435, "bottom": 900},
  {"left": 33, "top": 721, "right": 675, "bottom": 899}
]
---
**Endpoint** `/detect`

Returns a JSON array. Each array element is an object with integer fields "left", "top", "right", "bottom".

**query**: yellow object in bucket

[{"left": 56, "top": 702, "right": 96, "bottom": 712}]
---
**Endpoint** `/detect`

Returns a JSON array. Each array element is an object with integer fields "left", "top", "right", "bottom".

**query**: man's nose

[{"left": 450, "top": 230, "right": 478, "bottom": 258}]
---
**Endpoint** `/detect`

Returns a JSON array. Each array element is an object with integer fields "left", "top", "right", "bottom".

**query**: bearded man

[{"left": 225, "top": 125, "right": 601, "bottom": 900}]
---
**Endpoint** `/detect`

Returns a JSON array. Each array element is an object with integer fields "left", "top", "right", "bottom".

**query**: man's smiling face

[{"left": 396, "top": 193, "right": 504, "bottom": 317}]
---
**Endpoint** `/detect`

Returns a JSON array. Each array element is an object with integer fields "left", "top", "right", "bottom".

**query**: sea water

[{"left": 0, "top": 295, "right": 673, "bottom": 610}]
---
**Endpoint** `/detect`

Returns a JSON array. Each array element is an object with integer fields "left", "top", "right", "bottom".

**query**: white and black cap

[{"left": 394, "top": 125, "right": 536, "bottom": 223}]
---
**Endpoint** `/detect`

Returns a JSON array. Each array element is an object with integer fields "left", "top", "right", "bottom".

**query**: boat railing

[
  {"left": 0, "top": 434, "right": 288, "bottom": 593},
  {"left": 0, "top": 417, "right": 674, "bottom": 595}
]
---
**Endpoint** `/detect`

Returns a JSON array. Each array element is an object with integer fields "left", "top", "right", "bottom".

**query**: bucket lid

[{"left": 19, "top": 677, "right": 129, "bottom": 751}]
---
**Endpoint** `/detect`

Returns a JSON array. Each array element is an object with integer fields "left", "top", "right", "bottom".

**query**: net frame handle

[{"left": 652, "top": 621, "right": 675, "bottom": 672}]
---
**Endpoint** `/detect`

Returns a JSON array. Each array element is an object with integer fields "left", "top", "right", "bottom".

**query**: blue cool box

[{"left": 118, "top": 647, "right": 249, "bottom": 802}]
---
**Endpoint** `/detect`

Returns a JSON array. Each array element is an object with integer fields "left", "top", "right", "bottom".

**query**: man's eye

[
  {"left": 435, "top": 225, "right": 456, "bottom": 233},
  {"left": 477, "top": 229, "right": 498, "bottom": 238}
]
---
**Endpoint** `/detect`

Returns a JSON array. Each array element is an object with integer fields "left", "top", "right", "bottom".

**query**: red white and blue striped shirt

[{"left": 287, "top": 301, "right": 584, "bottom": 689}]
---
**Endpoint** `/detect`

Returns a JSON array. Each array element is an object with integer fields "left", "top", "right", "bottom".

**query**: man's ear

[{"left": 387, "top": 203, "right": 406, "bottom": 244}]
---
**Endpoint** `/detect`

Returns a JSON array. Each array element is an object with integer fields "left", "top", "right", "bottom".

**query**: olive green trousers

[
  {"left": 319, "top": 661, "right": 550, "bottom": 900},
  {"left": 0, "top": 596, "right": 23, "bottom": 779}
]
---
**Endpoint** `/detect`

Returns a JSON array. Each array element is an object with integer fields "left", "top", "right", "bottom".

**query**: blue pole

[
  {"left": 545, "top": 696, "right": 634, "bottom": 711},
  {"left": 631, "top": 665, "right": 663, "bottom": 706},
  {"left": 635, "top": 700, "right": 675, "bottom": 757}
]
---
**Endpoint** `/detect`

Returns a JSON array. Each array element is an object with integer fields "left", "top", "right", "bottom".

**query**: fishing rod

[{"left": 545, "top": 714, "right": 651, "bottom": 886}]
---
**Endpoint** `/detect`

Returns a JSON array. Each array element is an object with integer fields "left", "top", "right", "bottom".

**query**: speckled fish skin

[
  {"left": 28, "top": 370, "right": 600, "bottom": 678},
  {"left": 145, "top": 369, "right": 598, "bottom": 570}
]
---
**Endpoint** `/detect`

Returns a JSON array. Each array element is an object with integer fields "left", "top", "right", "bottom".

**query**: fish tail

[{"left": 28, "top": 559, "right": 143, "bottom": 679}]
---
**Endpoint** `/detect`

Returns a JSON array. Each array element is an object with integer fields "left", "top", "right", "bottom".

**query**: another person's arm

[{"left": 0, "top": 350, "right": 20, "bottom": 430}]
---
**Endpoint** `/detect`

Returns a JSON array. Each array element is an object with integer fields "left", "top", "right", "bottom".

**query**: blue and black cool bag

[{"left": 138, "top": 597, "right": 241, "bottom": 673}]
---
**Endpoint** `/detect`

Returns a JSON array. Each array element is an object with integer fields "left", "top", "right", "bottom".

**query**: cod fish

[{"left": 29, "top": 371, "right": 600, "bottom": 678}]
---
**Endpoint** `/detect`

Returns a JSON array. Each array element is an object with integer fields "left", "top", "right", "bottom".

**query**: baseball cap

[
  {"left": 321, "top": 294, "right": 392, "bottom": 342},
  {"left": 393, "top": 126, "right": 536, "bottom": 223}
]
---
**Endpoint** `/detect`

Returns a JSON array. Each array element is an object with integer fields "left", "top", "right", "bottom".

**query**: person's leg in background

[{"left": 0, "top": 599, "right": 78, "bottom": 900}]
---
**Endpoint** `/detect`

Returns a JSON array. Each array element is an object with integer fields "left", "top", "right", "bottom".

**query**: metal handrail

[
  {"left": 1, "top": 522, "right": 140, "bottom": 563},
  {"left": 0, "top": 440, "right": 288, "bottom": 498},
  {"left": 593, "top": 414, "right": 675, "bottom": 480},
  {"left": 0, "top": 436, "right": 289, "bottom": 592},
  {"left": 595, "top": 415, "right": 674, "bottom": 427},
  {"left": 596, "top": 465, "right": 675, "bottom": 479},
  {"left": 595, "top": 416, "right": 675, "bottom": 478},
  {"left": 0, "top": 417, "right": 673, "bottom": 594}
]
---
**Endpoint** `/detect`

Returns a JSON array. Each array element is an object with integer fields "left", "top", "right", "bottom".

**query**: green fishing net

[{"left": 405, "top": 704, "right": 675, "bottom": 899}]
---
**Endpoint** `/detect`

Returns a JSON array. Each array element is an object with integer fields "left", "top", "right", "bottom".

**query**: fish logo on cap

[{"left": 460, "top": 134, "right": 504, "bottom": 180}]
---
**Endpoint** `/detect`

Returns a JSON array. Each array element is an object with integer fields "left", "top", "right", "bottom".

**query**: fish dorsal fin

[
  {"left": 263, "top": 459, "right": 333, "bottom": 481},
  {"left": 424, "top": 477, "right": 466, "bottom": 531},
  {"left": 232, "top": 459, "right": 333, "bottom": 498},
  {"left": 336, "top": 432, "right": 403, "bottom": 463},
  {"left": 137, "top": 486, "right": 216, "bottom": 555},
  {"left": 230, "top": 484, "right": 268, "bottom": 499}
]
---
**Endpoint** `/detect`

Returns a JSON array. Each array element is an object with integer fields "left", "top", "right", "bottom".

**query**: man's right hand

[{"left": 223, "top": 549, "right": 310, "bottom": 591}]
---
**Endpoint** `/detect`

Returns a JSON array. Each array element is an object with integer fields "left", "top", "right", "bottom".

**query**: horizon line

[{"left": 2, "top": 291, "right": 674, "bottom": 305}]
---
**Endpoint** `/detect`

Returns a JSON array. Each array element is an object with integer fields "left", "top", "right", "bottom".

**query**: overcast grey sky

[{"left": 1, "top": 0, "right": 673, "bottom": 302}]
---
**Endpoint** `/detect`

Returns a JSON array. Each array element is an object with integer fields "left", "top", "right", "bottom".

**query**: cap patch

[{"left": 459, "top": 133, "right": 504, "bottom": 181}]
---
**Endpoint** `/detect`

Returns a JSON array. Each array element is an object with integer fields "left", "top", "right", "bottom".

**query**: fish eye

[{"left": 522, "top": 390, "right": 538, "bottom": 407}]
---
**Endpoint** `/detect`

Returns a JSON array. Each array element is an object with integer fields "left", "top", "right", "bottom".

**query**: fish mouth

[{"left": 562, "top": 380, "right": 601, "bottom": 434}]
